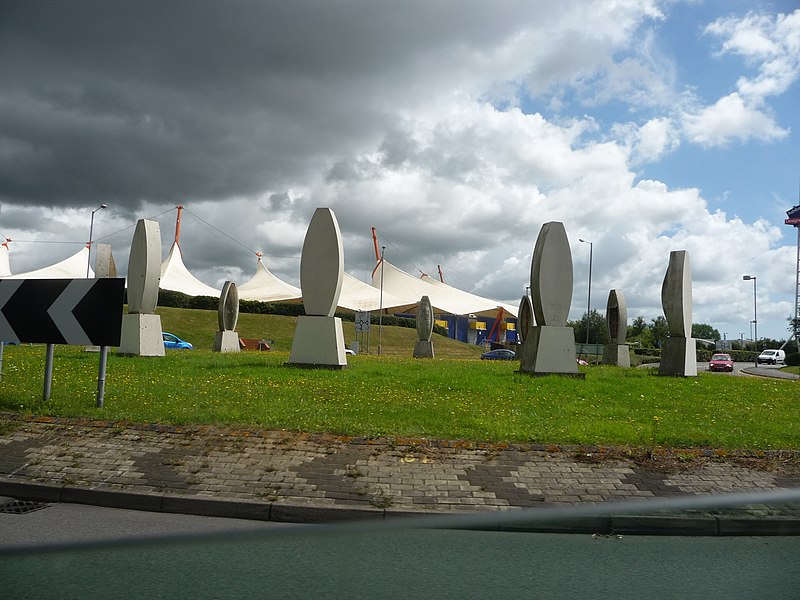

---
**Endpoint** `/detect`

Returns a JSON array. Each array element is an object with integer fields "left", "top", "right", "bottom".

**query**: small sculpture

[
  {"left": 602, "top": 289, "right": 630, "bottom": 367},
  {"left": 413, "top": 295, "right": 435, "bottom": 358},
  {"left": 658, "top": 250, "right": 697, "bottom": 377},
  {"left": 516, "top": 294, "right": 534, "bottom": 356},
  {"left": 214, "top": 281, "right": 240, "bottom": 352}
]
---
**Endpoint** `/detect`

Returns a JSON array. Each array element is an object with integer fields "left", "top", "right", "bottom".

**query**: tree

[
  {"left": 631, "top": 315, "right": 647, "bottom": 337},
  {"left": 649, "top": 316, "right": 669, "bottom": 348},
  {"left": 568, "top": 310, "right": 608, "bottom": 345},
  {"left": 691, "top": 323, "right": 720, "bottom": 341},
  {"left": 789, "top": 315, "right": 800, "bottom": 340}
]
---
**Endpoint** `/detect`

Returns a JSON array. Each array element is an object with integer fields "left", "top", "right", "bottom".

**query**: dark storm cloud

[{"left": 0, "top": 0, "right": 534, "bottom": 212}]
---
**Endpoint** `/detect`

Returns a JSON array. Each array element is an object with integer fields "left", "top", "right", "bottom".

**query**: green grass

[
  {"left": 157, "top": 306, "right": 483, "bottom": 358},
  {"left": 0, "top": 339, "right": 797, "bottom": 450}
]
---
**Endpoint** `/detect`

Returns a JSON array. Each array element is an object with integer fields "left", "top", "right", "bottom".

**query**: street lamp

[
  {"left": 86, "top": 203, "right": 108, "bottom": 277},
  {"left": 743, "top": 275, "right": 757, "bottom": 364},
  {"left": 579, "top": 239, "right": 593, "bottom": 346},
  {"left": 378, "top": 246, "right": 385, "bottom": 356}
]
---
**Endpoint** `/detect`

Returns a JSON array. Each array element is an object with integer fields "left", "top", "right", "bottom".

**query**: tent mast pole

[{"left": 174, "top": 205, "right": 183, "bottom": 245}]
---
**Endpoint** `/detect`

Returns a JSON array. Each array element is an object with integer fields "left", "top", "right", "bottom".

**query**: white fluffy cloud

[
  {"left": 682, "top": 92, "right": 788, "bottom": 146},
  {"left": 682, "top": 9, "right": 799, "bottom": 148}
]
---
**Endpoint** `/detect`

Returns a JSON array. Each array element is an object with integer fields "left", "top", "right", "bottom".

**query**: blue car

[
  {"left": 480, "top": 348, "right": 516, "bottom": 360},
  {"left": 162, "top": 332, "right": 193, "bottom": 350}
]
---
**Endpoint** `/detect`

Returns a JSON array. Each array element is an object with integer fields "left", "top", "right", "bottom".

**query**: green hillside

[{"left": 156, "top": 306, "right": 484, "bottom": 358}]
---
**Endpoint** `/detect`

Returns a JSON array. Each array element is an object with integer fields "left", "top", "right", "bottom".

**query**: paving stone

[{"left": 1, "top": 416, "right": 799, "bottom": 527}]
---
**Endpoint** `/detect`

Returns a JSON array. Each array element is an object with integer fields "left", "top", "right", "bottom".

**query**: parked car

[
  {"left": 481, "top": 348, "right": 516, "bottom": 360},
  {"left": 708, "top": 353, "right": 734, "bottom": 372},
  {"left": 757, "top": 349, "right": 785, "bottom": 365},
  {"left": 162, "top": 332, "right": 193, "bottom": 350}
]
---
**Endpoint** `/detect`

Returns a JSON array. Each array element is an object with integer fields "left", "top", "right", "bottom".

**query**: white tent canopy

[
  {"left": 419, "top": 274, "right": 518, "bottom": 317},
  {"left": 159, "top": 242, "right": 221, "bottom": 297},
  {"left": 0, "top": 244, "right": 11, "bottom": 277},
  {"left": 238, "top": 256, "right": 302, "bottom": 302},
  {"left": 371, "top": 260, "right": 517, "bottom": 318},
  {"left": 6, "top": 246, "right": 93, "bottom": 279},
  {"left": 337, "top": 272, "right": 416, "bottom": 313}
]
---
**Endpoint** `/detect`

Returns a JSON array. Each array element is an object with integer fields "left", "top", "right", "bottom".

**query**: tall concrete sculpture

[
  {"left": 602, "top": 289, "right": 630, "bottom": 367},
  {"left": 516, "top": 293, "right": 534, "bottom": 357},
  {"left": 519, "top": 222, "right": 581, "bottom": 377},
  {"left": 214, "top": 281, "right": 240, "bottom": 353},
  {"left": 119, "top": 219, "right": 164, "bottom": 356},
  {"left": 659, "top": 250, "right": 697, "bottom": 377},
  {"left": 94, "top": 243, "right": 117, "bottom": 278},
  {"left": 288, "top": 208, "right": 347, "bottom": 368},
  {"left": 413, "top": 295, "right": 435, "bottom": 358}
]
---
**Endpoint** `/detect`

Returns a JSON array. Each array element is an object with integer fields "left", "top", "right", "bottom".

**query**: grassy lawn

[{"left": 0, "top": 335, "right": 797, "bottom": 450}]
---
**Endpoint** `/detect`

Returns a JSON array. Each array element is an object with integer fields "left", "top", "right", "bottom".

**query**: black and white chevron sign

[{"left": 0, "top": 279, "right": 124, "bottom": 346}]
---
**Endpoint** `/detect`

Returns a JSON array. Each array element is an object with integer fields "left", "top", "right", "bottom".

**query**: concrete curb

[{"left": 3, "top": 479, "right": 799, "bottom": 536}]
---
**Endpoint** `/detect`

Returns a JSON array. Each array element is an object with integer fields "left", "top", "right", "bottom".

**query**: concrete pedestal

[
  {"left": 214, "top": 330, "right": 240, "bottom": 353},
  {"left": 288, "top": 316, "right": 347, "bottom": 368},
  {"left": 119, "top": 313, "right": 165, "bottom": 357},
  {"left": 659, "top": 337, "right": 697, "bottom": 377},
  {"left": 518, "top": 325, "right": 583, "bottom": 378},
  {"left": 413, "top": 340, "right": 435, "bottom": 359},
  {"left": 602, "top": 344, "right": 630, "bottom": 368}
]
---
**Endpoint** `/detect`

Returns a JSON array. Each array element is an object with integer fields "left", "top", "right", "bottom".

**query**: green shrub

[{"left": 786, "top": 352, "right": 800, "bottom": 367}]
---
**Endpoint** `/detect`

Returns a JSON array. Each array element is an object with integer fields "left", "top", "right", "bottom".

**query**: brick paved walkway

[{"left": 2, "top": 415, "right": 800, "bottom": 532}]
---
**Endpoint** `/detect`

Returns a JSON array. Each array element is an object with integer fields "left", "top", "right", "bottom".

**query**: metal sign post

[
  {"left": 96, "top": 346, "right": 109, "bottom": 408},
  {"left": 43, "top": 344, "right": 55, "bottom": 401},
  {"left": 0, "top": 278, "right": 124, "bottom": 405}
]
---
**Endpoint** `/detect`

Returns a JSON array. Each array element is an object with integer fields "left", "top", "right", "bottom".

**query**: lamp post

[
  {"left": 579, "top": 238, "right": 593, "bottom": 346},
  {"left": 86, "top": 203, "right": 108, "bottom": 277},
  {"left": 378, "top": 246, "right": 385, "bottom": 356},
  {"left": 743, "top": 275, "right": 757, "bottom": 365}
]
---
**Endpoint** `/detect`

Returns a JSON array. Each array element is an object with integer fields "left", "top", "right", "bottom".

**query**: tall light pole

[
  {"left": 579, "top": 238, "right": 593, "bottom": 346},
  {"left": 378, "top": 246, "right": 385, "bottom": 356},
  {"left": 743, "top": 275, "right": 757, "bottom": 365},
  {"left": 86, "top": 203, "right": 108, "bottom": 277}
]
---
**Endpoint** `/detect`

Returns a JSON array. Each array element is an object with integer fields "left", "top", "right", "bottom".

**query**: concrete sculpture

[
  {"left": 658, "top": 250, "right": 697, "bottom": 377},
  {"left": 288, "top": 208, "right": 347, "bottom": 368},
  {"left": 413, "top": 295, "right": 435, "bottom": 358},
  {"left": 119, "top": 219, "right": 164, "bottom": 356},
  {"left": 602, "top": 289, "right": 630, "bottom": 367},
  {"left": 516, "top": 294, "right": 534, "bottom": 356},
  {"left": 94, "top": 243, "right": 117, "bottom": 279},
  {"left": 214, "top": 281, "right": 240, "bottom": 353},
  {"left": 519, "top": 222, "right": 581, "bottom": 377}
]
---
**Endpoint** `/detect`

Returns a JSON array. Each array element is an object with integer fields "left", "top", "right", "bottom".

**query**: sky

[{"left": 1, "top": 0, "right": 799, "bottom": 341}]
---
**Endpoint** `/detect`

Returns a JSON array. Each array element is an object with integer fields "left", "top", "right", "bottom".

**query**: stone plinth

[
  {"left": 413, "top": 340, "right": 434, "bottom": 359},
  {"left": 518, "top": 325, "right": 583, "bottom": 378},
  {"left": 602, "top": 344, "right": 630, "bottom": 368},
  {"left": 659, "top": 337, "right": 698, "bottom": 377},
  {"left": 119, "top": 313, "right": 164, "bottom": 357},
  {"left": 214, "top": 330, "right": 240, "bottom": 353},
  {"left": 288, "top": 315, "right": 347, "bottom": 369}
]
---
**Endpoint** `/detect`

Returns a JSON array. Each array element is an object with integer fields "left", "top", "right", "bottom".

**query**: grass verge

[{"left": 0, "top": 344, "right": 797, "bottom": 450}]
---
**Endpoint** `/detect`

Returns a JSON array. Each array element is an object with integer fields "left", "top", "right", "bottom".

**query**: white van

[{"left": 757, "top": 349, "right": 785, "bottom": 365}]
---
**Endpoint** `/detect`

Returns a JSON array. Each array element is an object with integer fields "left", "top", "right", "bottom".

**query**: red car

[{"left": 708, "top": 353, "right": 734, "bottom": 372}]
